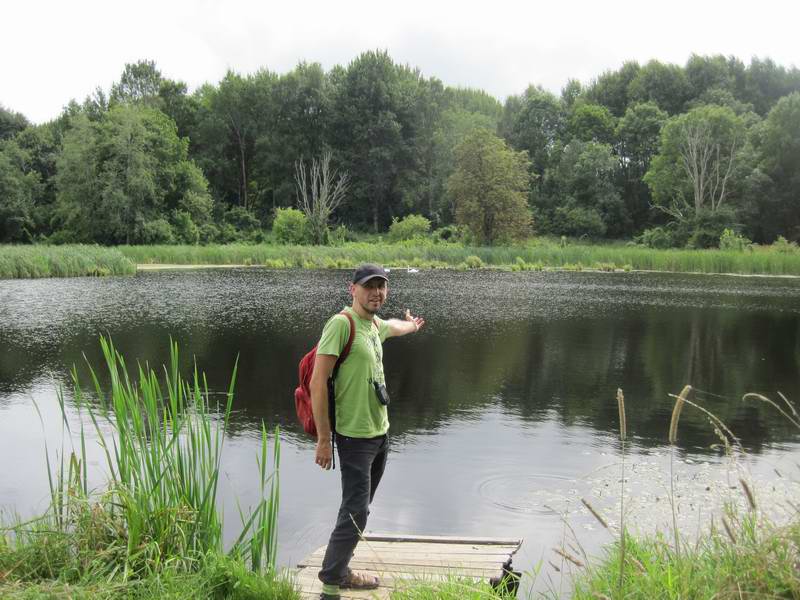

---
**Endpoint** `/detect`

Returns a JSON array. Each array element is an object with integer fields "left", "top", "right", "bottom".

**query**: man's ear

[{"left": 348, "top": 283, "right": 355, "bottom": 296}]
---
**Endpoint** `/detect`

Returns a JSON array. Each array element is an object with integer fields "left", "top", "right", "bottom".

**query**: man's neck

[{"left": 350, "top": 302, "right": 374, "bottom": 321}]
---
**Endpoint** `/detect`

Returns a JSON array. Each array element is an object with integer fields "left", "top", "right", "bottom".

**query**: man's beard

[{"left": 360, "top": 299, "right": 380, "bottom": 315}]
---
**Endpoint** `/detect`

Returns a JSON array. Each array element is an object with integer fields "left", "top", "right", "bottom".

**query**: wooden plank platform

[{"left": 293, "top": 533, "right": 522, "bottom": 599}]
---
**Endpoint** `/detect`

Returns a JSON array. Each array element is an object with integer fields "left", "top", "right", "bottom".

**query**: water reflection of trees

[{"left": 1, "top": 307, "right": 799, "bottom": 453}]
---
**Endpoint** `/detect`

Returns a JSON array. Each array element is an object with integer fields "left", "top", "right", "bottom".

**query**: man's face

[{"left": 352, "top": 278, "right": 388, "bottom": 315}]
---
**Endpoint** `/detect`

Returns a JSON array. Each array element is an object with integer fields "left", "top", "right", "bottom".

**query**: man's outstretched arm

[{"left": 386, "top": 309, "right": 425, "bottom": 338}]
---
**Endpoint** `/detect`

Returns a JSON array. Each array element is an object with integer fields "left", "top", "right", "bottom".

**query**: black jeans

[{"left": 318, "top": 433, "right": 389, "bottom": 585}]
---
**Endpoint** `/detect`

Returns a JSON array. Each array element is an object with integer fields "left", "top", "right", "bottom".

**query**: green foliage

[
  {"left": 756, "top": 92, "right": 800, "bottom": 240},
  {"left": 432, "top": 224, "right": 469, "bottom": 244},
  {"left": 567, "top": 102, "right": 616, "bottom": 144},
  {"left": 771, "top": 235, "right": 799, "bottom": 253},
  {"left": 646, "top": 104, "right": 748, "bottom": 219},
  {"left": 388, "top": 214, "right": 431, "bottom": 242},
  {"left": 390, "top": 577, "right": 516, "bottom": 599},
  {"left": 0, "top": 139, "right": 41, "bottom": 242},
  {"left": 552, "top": 205, "right": 607, "bottom": 238},
  {"left": 139, "top": 218, "right": 175, "bottom": 244},
  {"left": 271, "top": 207, "right": 309, "bottom": 244},
  {"left": 0, "top": 340, "right": 292, "bottom": 598},
  {"left": 117, "top": 240, "right": 800, "bottom": 276},
  {"left": 628, "top": 60, "right": 693, "bottom": 115},
  {"left": 224, "top": 206, "right": 261, "bottom": 234},
  {"left": 54, "top": 106, "right": 213, "bottom": 244},
  {"left": 719, "top": 228, "right": 752, "bottom": 251},
  {"left": 0, "top": 104, "right": 29, "bottom": 141},
  {"left": 572, "top": 518, "right": 800, "bottom": 600},
  {"left": 448, "top": 129, "right": 532, "bottom": 244},
  {"left": 0, "top": 245, "right": 135, "bottom": 278},
  {"left": 464, "top": 255, "right": 484, "bottom": 268},
  {"left": 499, "top": 85, "right": 564, "bottom": 179},
  {"left": 686, "top": 209, "right": 738, "bottom": 249},
  {"left": 543, "top": 140, "right": 626, "bottom": 237},
  {"left": 635, "top": 225, "right": 682, "bottom": 249},
  {"left": 8, "top": 54, "right": 800, "bottom": 247}
]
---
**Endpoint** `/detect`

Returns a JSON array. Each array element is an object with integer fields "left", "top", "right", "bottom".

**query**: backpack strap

[
  {"left": 333, "top": 311, "right": 356, "bottom": 372},
  {"left": 328, "top": 310, "right": 356, "bottom": 470}
]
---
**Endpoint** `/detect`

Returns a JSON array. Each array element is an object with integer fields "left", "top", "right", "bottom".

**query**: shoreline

[{"left": 135, "top": 263, "right": 800, "bottom": 279}]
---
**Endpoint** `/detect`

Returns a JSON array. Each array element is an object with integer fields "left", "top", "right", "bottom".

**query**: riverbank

[
  {"left": 5, "top": 241, "right": 800, "bottom": 279},
  {"left": 121, "top": 241, "right": 800, "bottom": 276}
]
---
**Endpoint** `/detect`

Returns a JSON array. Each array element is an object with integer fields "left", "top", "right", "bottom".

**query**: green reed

[
  {"left": 120, "top": 241, "right": 800, "bottom": 276},
  {"left": 571, "top": 388, "right": 800, "bottom": 599},
  {"left": 9, "top": 336, "right": 282, "bottom": 589},
  {"left": 0, "top": 244, "right": 136, "bottom": 278}
]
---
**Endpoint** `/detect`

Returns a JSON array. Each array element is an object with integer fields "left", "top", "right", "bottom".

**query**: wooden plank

[
  {"left": 297, "top": 558, "right": 504, "bottom": 577},
  {"left": 293, "top": 567, "right": 488, "bottom": 597},
  {"left": 363, "top": 533, "right": 521, "bottom": 546},
  {"left": 313, "top": 541, "right": 520, "bottom": 556},
  {"left": 293, "top": 568, "right": 485, "bottom": 588},
  {"left": 306, "top": 547, "right": 516, "bottom": 563},
  {"left": 293, "top": 532, "right": 522, "bottom": 599}
]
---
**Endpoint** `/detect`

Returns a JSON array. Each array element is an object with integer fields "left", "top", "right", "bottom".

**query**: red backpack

[{"left": 294, "top": 311, "right": 356, "bottom": 437}]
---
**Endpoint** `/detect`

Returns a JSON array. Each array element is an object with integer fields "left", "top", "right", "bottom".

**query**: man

[{"left": 311, "top": 263, "right": 424, "bottom": 600}]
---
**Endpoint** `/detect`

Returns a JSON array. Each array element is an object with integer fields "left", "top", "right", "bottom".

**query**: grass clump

[
  {"left": 0, "top": 245, "right": 136, "bottom": 278},
  {"left": 0, "top": 337, "right": 294, "bottom": 599},
  {"left": 572, "top": 516, "right": 800, "bottom": 599},
  {"left": 570, "top": 386, "right": 800, "bottom": 599},
  {"left": 390, "top": 577, "right": 517, "bottom": 599}
]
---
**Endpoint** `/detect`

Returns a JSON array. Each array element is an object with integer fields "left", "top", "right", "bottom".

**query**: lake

[{"left": 1, "top": 268, "right": 799, "bottom": 595}]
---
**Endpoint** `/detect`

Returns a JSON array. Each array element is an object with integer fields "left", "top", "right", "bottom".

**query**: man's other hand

[{"left": 315, "top": 438, "right": 333, "bottom": 470}]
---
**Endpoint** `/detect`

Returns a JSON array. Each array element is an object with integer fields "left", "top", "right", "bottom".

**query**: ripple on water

[{"left": 478, "top": 472, "right": 577, "bottom": 515}]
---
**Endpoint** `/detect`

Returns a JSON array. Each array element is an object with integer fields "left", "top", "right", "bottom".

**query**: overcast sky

[{"left": 3, "top": 0, "right": 798, "bottom": 124}]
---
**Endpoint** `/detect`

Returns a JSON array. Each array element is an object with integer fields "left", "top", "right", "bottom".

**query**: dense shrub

[
  {"left": 771, "top": 235, "right": 799, "bottom": 253},
  {"left": 636, "top": 226, "right": 680, "bottom": 249},
  {"left": 388, "top": 214, "right": 431, "bottom": 242},
  {"left": 139, "top": 219, "right": 174, "bottom": 244},
  {"left": 552, "top": 205, "right": 606, "bottom": 238},
  {"left": 327, "top": 224, "right": 350, "bottom": 246},
  {"left": 172, "top": 210, "right": 199, "bottom": 245},
  {"left": 224, "top": 206, "right": 261, "bottom": 234},
  {"left": 198, "top": 223, "right": 220, "bottom": 245},
  {"left": 719, "top": 228, "right": 752, "bottom": 251},
  {"left": 433, "top": 224, "right": 469, "bottom": 244},
  {"left": 272, "top": 208, "right": 309, "bottom": 245}
]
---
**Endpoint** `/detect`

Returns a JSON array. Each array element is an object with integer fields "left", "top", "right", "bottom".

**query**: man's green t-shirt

[{"left": 317, "top": 307, "right": 390, "bottom": 438}]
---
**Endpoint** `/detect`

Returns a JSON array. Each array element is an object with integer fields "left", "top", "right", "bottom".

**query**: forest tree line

[{"left": 1, "top": 51, "right": 799, "bottom": 247}]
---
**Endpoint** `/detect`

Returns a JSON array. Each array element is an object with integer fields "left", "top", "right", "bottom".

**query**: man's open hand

[{"left": 404, "top": 309, "right": 425, "bottom": 332}]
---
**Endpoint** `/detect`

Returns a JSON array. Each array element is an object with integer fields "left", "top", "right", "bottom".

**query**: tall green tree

[
  {"left": 585, "top": 61, "right": 641, "bottom": 117},
  {"left": 0, "top": 139, "right": 41, "bottom": 241},
  {"left": 627, "top": 60, "right": 692, "bottom": 115},
  {"left": 754, "top": 92, "right": 800, "bottom": 240},
  {"left": 55, "top": 106, "right": 212, "bottom": 244},
  {"left": 256, "top": 62, "right": 331, "bottom": 211},
  {"left": 110, "top": 60, "right": 163, "bottom": 106},
  {"left": 447, "top": 128, "right": 532, "bottom": 244},
  {"left": 567, "top": 102, "right": 616, "bottom": 145},
  {"left": 543, "top": 141, "right": 626, "bottom": 237},
  {"left": 0, "top": 105, "right": 29, "bottom": 141},
  {"left": 616, "top": 102, "right": 668, "bottom": 230},
  {"left": 328, "top": 50, "right": 423, "bottom": 231},
  {"left": 194, "top": 70, "right": 274, "bottom": 212},
  {"left": 500, "top": 85, "right": 564, "bottom": 183},
  {"left": 645, "top": 105, "right": 748, "bottom": 225}
]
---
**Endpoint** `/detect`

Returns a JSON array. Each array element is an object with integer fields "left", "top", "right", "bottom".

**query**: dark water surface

[{"left": 1, "top": 269, "right": 799, "bottom": 594}]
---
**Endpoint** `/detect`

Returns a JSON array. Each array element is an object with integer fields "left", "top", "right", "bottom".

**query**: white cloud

[{"left": 2, "top": 0, "right": 798, "bottom": 123}]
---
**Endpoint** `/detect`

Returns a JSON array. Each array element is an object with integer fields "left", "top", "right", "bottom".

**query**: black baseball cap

[{"left": 352, "top": 264, "right": 389, "bottom": 285}]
